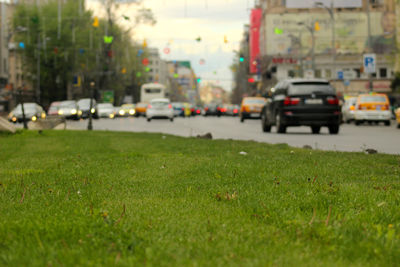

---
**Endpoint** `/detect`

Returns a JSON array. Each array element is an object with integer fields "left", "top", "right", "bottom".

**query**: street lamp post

[
  {"left": 315, "top": 1, "right": 336, "bottom": 76},
  {"left": 297, "top": 22, "right": 316, "bottom": 74},
  {"left": 366, "top": 0, "right": 373, "bottom": 92},
  {"left": 87, "top": 81, "right": 95, "bottom": 131}
]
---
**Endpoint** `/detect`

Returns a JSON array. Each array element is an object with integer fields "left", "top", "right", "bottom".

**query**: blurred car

[
  {"left": 77, "top": 98, "right": 97, "bottom": 119},
  {"left": 194, "top": 106, "right": 203, "bottom": 116},
  {"left": 396, "top": 107, "right": 400, "bottom": 129},
  {"left": 183, "top": 103, "right": 192, "bottom": 117},
  {"left": 135, "top": 102, "right": 147, "bottom": 117},
  {"left": 240, "top": 97, "right": 266, "bottom": 122},
  {"left": 146, "top": 98, "right": 174, "bottom": 122},
  {"left": 121, "top": 104, "right": 136, "bottom": 117},
  {"left": 341, "top": 97, "right": 357, "bottom": 123},
  {"left": 225, "top": 104, "right": 240, "bottom": 116},
  {"left": 261, "top": 79, "right": 341, "bottom": 134},
  {"left": 48, "top": 101, "right": 61, "bottom": 116},
  {"left": 97, "top": 103, "right": 116, "bottom": 119},
  {"left": 115, "top": 106, "right": 124, "bottom": 117},
  {"left": 220, "top": 104, "right": 229, "bottom": 116},
  {"left": 8, "top": 103, "right": 46, "bottom": 123},
  {"left": 58, "top": 100, "right": 81, "bottom": 120},
  {"left": 354, "top": 93, "right": 391, "bottom": 126},
  {"left": 172, "top": 102, "right": 185, "bottom": 117},
  {"left": 203, "top": 103, "right": 221, "bottom": 117}
]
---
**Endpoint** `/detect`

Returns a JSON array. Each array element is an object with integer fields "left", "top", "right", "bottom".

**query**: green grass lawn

[{"left": 0, "top": 130, "right": 399, "bottom": 266}]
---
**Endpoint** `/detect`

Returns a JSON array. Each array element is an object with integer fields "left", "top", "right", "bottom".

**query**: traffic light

[
  {"left": 239, "top": 54, "right": 244, "bottom": 62},
  {"left": 248, "top": 78, "right": 255, "bottom": 83},
  {"left": 197, "top": 78, "right": 202, "bottom": 83}
]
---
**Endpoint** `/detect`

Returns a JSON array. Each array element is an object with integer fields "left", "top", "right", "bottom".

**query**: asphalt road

[{"left": 65, "top": 116, "right": 400, "bottom": 155}]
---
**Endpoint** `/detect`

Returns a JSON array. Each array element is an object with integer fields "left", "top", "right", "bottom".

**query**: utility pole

[
  {"left": 36, "top": 33, "right": 41, "bottom": 104},
  {"left": 366, "top": 0, "right": 373, "bottom": 92},
  {"left": 87, "top": 81, "right": 95, "bottom": 130},
  {"left": 297, "top": 22, "right": 316, "bottom": 74},
  {"left": 315, "top": 1, "right": 336, "bottom": 77}
]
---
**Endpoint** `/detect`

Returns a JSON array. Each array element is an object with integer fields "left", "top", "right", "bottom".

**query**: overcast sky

[{"left": 86, "top": 0, "right": 254, "bottom": 91}]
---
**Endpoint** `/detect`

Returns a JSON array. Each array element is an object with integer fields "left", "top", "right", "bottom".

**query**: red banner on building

[{"left": 249, "top": 8, "right": 262, "bottom": 74}]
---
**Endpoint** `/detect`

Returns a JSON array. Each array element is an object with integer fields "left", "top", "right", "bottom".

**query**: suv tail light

[
  {"left": 327, "top": 96, "right": 339, "bottom": 105},
  {"left": 168, "top": 104, "right": 172, "bottom": 109},
  {"left": 148, "top": 104, "right": 152, "bottom": 109},
  {"left": 284, "top": 97, "right": 300, "bottom": 106}
]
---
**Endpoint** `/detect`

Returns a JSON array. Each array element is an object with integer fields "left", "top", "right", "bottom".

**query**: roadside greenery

[
  {"left": 0, "top": 130, "right": 399, "bottom": 266},
  {"left": 12, "top": 0, "right": 155, "bottom": 106}
]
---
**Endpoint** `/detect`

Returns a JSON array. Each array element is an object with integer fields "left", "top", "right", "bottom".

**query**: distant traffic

[{"left": 7, "top": 80, "right": 400, "bottom": 133}]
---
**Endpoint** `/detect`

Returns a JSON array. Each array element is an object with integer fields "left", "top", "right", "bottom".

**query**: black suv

[{"left": 261, "top": 79, "right": 341, "bottom": 134}]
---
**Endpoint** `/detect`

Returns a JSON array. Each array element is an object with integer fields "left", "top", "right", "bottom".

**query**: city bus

[{"left": 140, "top": 83, "right": 169, "bottom": 103}]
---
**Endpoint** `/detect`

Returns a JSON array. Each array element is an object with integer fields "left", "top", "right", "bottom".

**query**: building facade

[
  {"left": 147, "top": 48, "right": 169, "bottom": 86},
  {"left": 167, "top": 61, "right": 200, "bottom": 104},
  {"left": 259, "top": 0, "right": 397, "bottom": 95}
]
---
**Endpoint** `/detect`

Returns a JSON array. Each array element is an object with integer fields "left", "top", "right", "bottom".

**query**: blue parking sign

[
  {"left": 337, "top": 71, "right": 344, "bottom": 80},
  {"left": 363, "top": 54, "right": 376, "bottom": 74}
]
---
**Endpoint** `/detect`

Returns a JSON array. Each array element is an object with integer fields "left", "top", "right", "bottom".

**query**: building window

[
  {"left": 379, "top": 68, "right": 387, "bottom": 78},
  {"left": 354, "top": 68, "right": 361, "bottom": 78},
  {"left": 325, "top": 69, "right": 332, "bottom": 79},
  {"left": 372, "top": 72, "right": 377, "bottom": 78},
  {"left": 288, "top": 70, "right": 295, "bottom": 78},
  {"left": 315, "top": 69, "right": 322, "bottom": 78}
]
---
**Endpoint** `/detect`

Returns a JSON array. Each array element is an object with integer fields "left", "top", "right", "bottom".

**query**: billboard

[
  {"left": 265, "top": 11, "right": 397, "bottom": 56},
  {"left": 286, "top": 0, "right": 362, "bottom": 8},
  {"left": 249, "top": 8, "right": 262, "bottom": 74}
]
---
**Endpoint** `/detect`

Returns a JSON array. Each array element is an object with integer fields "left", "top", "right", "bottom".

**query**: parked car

[
  {"left": 354, "top": 93, "right": 391, "bottom": 126},
  {"left": 8, "top": 103, "right": 46, "bottom": 123},
  {"left": 172, "top": 102, "right": 185, "bottom": 117},
  {"left": 342, "top": 97, "right": 357, "bottom": 123},
  {"left": 48, "top": 101, "right": 61, "bottom": 116},
  {"left": 135, "top": 102, "right": 147, "bottom": 117},
  {"left": 77, "top": 98, "right": 97, "bottom": 119},
  {"left": 146, "top": 98, "right": 174, "bottom": 122},
  {"left": 261, "top": 79, "right": 341, "bottom": 134},
  {"left": 203, "top": 103, "right": 221, "bottom": 117},
  {"left": 97, "top": 103, "right": 116, "bottom": 119},
  {"left": 240, "top": 97, "right": 266, "bottom": 122},
  {"left": 396, "top": 107, "right": 400, "bottom": 129},
  {"left": 58, "top": 100, "right": 81, "bottom": 120}
]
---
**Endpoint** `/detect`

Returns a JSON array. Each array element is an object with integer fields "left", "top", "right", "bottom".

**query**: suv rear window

[
  {"left": 243, "top": 99, "right": 265, "bottom": 105},
  {"left": 359, "top": 96, "right": 387, "bottom": 103},
  {"left": 288, "top": 82, "right": 335, "bottom": 95}
]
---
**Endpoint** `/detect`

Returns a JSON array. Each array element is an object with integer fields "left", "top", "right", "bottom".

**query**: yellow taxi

[
  {"left": 354, "top": 93, "right": 391, "bottom": 126},
  {"left": 395, "top": 107, "right": 400, "bottom": 129},
  {"left": 240, "top": 97, "right": 266, "bottom": 122},
  {"left": 183, "top": 103, "right": 192, "bottom": 117},
  {"left": 135, "top": 102, "right": 147, "bottom": 117}
]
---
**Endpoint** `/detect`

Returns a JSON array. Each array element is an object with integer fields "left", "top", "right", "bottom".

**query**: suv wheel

[
  {"left": 147, "top": 117, "right": 151, "bottom": 122},
  {"left": 384, "top": 120, "right": 391, "bottom": 126},
  {"left": 261, "top": 113, "right": 271, "bottom": 132},
  {"left": 276, "top": 114, "right": 286, "bottom": 134},
  {"left": 328, "top": 125, "right": 340, "bottom": 134},
  {"left": 240, "top": 116, "right": 245, "bottom": 123},
  {"left": 311, "top": 126, "right": 321, "bottom": 134}
]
